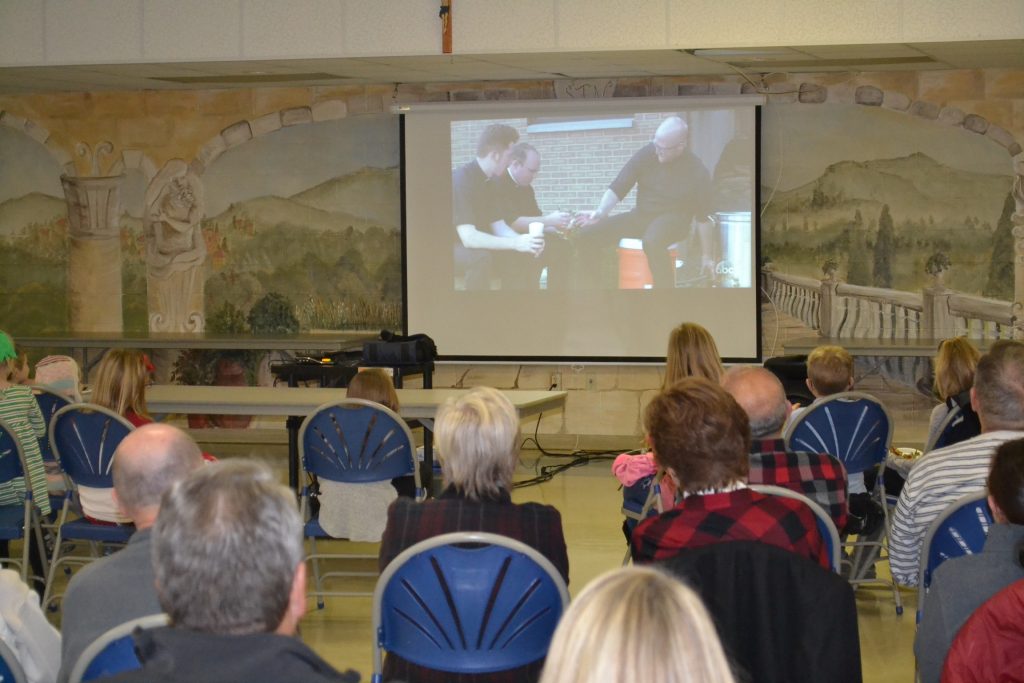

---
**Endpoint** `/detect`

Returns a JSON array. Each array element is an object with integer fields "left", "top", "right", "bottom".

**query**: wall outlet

[
  {"left": 550, "top": 372, "right": 562, "bottom": 390},
  {"left": 586, "top": 376, "right": 596, "bottom": 391}
]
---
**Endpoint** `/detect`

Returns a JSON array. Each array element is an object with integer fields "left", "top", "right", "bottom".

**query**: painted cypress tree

[
  {"left": 983, "top": 193, "right": 1017, "bottom": 299},
  {"left": 846, "top": 209, "right": 871, "bottom": 285},
  {"left": 873, "top": 204, "right": 894, "bottom": 288}
]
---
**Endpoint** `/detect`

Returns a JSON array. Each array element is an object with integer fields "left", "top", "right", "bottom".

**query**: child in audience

[
  {"left": 662, "top": 321, "right": 724, "bottom": 388},
  {"left": 539, "top": 566, "right": 736, "bottom": 683},
  {"left": 316, "top": 369, "right": 406, "bottom": 541},
  {"left": 34, "top": 354, "right": 82, "bottom": 402},
  {"left": 91, "top": 349, "right": 154, "bottom": 427}
]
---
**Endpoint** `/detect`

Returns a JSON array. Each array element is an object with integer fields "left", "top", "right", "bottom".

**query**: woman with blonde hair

[
  {"left": 663, "top": 322, "right": 724, "bottom": 389},
  {"left": 540, "top": 566, "right": 735, "bottom": 683},
  {"left": 926, "top": 337, "right": 981, "bottom": 450}
]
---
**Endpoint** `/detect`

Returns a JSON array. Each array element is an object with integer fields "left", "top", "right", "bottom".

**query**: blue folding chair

[
  {"left": 372, "top": 531, "right": 569, "bottom": 683},
  {"left": 0, "top": 637, "right": 28, "bottom": 683},
  {"left": 43, "top": 404, "right": 135, "bottom": 610},
  {"left": 784, "top": 391, "right": 903, "bottom": 613},
  {"left": 67, "top": 613, "right": 168, "bottom": 683},
  {"left": 750, "top": 484, "right": 842, "bottom": 573},
  {"left": 31, "top": 386, "right": 71, "bottom": 515},
  {"left": 924, "top": 403, "right": 981, "bottom": 453},
  {"left": 299, "top": 399, "right": 423, "bottom": 606},
  {"left": 916, "top": 491, "right": 993, "bottom": 621},
  {"left": 0, "top": 418, "right": 49, "bottom": 584},
  {"left": 620, "top": 466, "right": 665, "bottom": 565}
]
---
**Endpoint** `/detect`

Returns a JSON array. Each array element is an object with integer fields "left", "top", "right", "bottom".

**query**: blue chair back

[
  {"left": 0, "top": 638, "right": 27, "bottom": 683},
  {"left": 784, "top": 392, "right": 893, "bottom": 475},
  {"left": 0, "top": 419, "right": 27, "bottom": 488},
  {"left": 49, "top": 404, "right": 133, "bottom": 490},
  {"left": 750, "top": 484, "right": 841, "bottom": 573},
  {"left": 32, "top": 387, "right": 70, "bottom": 464},
  {"left": 300, "top": 399, "right": 419, "bottom": 487},
  {"left": 918, "top": 491, "right": 993, "bottom": 592},
  {"left": 69, "top": 613, "right": 168, "bottom": 683},
  {"left": 926, "top": 402, "right": 982, "bottom": 453},
  {"left": 372, "top": 532, "right": 569, "bottom": 680}
]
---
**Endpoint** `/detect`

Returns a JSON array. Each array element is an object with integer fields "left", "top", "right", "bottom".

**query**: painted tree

[
  {"left": 983, "top": 193, "right": 1016, "bottom": 300},
  {"left": 873, "top": 204, "right": 894, "bottom": 288},
  {"left": 846, "top": 209, "right": 871, "bottom": 286}
]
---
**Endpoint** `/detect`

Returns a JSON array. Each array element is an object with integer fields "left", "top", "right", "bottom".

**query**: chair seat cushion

[
  {"left": 0, "top": 505, "right": 25, "bottom": 541},
  {"left": 60, "top": 518, "right": 135, "bottom": 543}
]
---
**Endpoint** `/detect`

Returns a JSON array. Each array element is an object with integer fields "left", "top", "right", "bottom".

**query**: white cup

[{"left": 528, "top": 221, "right": 544, "bottom": 237}]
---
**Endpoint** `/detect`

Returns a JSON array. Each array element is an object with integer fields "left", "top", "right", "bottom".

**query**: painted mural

[
  {"left": 0, "top": 113, "right": 402, "bottom": 336},
  {"left": 761, "top": 103, "right": 1014, "bottom": 298}
]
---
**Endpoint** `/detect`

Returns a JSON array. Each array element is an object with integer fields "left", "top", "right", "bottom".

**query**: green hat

[{"left": 0, "top": 332, "right": 16, "bottom": 363}]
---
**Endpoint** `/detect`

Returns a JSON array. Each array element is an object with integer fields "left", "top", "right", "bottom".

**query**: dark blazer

[
  {"left": 659, "top": 541, "right": 862, "bottom": 683},
  {"left": 378, "top": 487, "right": 569, "bottom": 683}
]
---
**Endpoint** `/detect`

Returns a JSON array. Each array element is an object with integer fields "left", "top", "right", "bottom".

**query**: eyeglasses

[{"left": 653, "top": 140, "right": 685, "bottom": 153}]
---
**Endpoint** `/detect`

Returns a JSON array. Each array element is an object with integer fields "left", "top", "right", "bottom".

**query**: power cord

[{"left": 514, "top": 414, "right": 622, "bottom": 489}]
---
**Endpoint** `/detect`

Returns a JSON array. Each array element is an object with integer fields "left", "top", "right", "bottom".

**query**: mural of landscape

[
  {"left": 0, "top": 115, "right": 402, "bottom": 335},
  {"left": 761, "top": 104, "right": 1015, "bottom": 298}
]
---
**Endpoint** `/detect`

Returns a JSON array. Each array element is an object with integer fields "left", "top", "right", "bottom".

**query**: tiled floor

[{"left": 298, "top": 449, "right": 920, "bottom": 683}]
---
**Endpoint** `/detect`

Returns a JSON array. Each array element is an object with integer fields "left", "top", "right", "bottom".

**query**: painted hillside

[{"left": 761, "top": 153, "right": 1014, "bottom": 295}]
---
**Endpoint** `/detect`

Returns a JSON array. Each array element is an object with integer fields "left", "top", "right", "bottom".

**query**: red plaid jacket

[
  {"left": 631, "top": 487, "right": 829, "bottom": 570},
  {"left": 748, "top": 438, "right": 849, "bottom": 533},
  {"left": 378, "top": 487, "right": 569, "bottom": 683}
]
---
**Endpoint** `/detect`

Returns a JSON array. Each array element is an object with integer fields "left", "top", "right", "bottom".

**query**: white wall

[{"left": 2, "top": 0, "right": 1023, "bottom": 67}]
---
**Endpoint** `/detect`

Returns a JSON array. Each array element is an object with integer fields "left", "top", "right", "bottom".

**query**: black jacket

[
  {"left": 98, "top": 626, "right": 360, "bottom": 683},
  {"left": 659, "top": 541, "right": 862, "bottom": 683}
]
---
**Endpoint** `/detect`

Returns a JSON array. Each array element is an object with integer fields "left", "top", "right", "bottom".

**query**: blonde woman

[
  {"left": 926, "top": 337, "right": 982, "bottom": 449},
  {"left": 540, "top": 566, "right": 735, "bottom": 683},
  {"left": 663, "top": 322, "right": 724, "bottom": 389}
]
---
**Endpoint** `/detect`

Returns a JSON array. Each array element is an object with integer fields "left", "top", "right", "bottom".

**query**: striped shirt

[
  {"left": 888, "top": 430, "right": 1024, "bottom": 586},
  {"left": 0, "top": 384, "right": 50, "bottom": 516}
]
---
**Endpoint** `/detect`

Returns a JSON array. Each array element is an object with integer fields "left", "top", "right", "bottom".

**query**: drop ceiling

[{"left": 0, "top": 40, "right": 1022, "bottom": 94}]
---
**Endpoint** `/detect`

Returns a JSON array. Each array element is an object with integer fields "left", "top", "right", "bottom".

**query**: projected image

[{"left": 449, "top": 110, "right": 754, "bottom": 291}]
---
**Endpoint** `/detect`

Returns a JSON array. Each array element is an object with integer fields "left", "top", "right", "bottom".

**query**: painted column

[
  {"left": 1012, "top": 158, "right": 1024, "bottom": 339},
  {"left": 61, "top": 174, "right": 125, "bottom": 332}
]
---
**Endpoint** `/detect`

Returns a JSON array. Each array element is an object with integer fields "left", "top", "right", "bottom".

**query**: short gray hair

[
  {"left": 975, "top": 340, "right": 1024, "bottom": 430},
  {"left": 113, "top": 424, "right": 203, "bottom": 515},
  {"left": 436, "top": 387, "right": 519, "bottom": 500},
  {"left": 152, "top": 460, "right": 303, "bottom": 634},
  {"left": 721, "top": 366, "right": 789, "bottom": 439}
]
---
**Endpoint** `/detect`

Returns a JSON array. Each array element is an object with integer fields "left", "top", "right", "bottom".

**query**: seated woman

[
  {"left": 539, "top": 566, "right": 735, "bottom": 683},
  {"left": 915, "top": 437, "right": 1024, "bottom": 683},
  {"left": 925, "top": 337, "right": 981, "bottom": 450},
  {"left": 379, "top": 386, "right": 569, "bottom": 683},
  {"left": 630, "top": 377, "right": 828, "bottom": 570}
]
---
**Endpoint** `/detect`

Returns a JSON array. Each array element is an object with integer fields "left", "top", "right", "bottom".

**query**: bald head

[
  {"left": 721, "top": 366, "right": 790, "bottom": 439},
  {"left": 653, "top": 116, "right": 688, "bottom": 163},
  {"left": 112, "top": 423, "right": 204, "bottom": 524}
]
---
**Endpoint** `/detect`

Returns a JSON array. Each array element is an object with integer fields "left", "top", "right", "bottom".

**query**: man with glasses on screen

[
  {"left": 579, "top": 115, "right": 714, "bottom": 289},
  {"left": 491, "top": 142, "right": 572, "bottom": 289},
  {"left": 452, "top": 123, "right": 544, "bottom": 290}
]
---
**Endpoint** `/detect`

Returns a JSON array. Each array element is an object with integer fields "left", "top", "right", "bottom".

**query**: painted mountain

[{"left": 761, "top": 153, "right": 1014, "bottom": 296}]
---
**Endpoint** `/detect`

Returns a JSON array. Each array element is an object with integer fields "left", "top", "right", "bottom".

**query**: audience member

[
  {"left": 91, "top": 349, "right": 153, "bottom": 427},
  {"left": 102, "top": 460, "right": 359, "bottom": 683},
  {"left": 890, "top": 340, "right": 1024, "bottom": 586},
  {"left": 0, "top": 568, "right": 60, "bottom": 683},
  {"left": 722, "top": 366, "right": 849, "bottom": 532},
  {"left": 33, "top": 355, "right": 82, "bottom": 403},
  {"left": 538, "top": 566, "right": 735, "bottom": 683},
  {"left": 58, "top": 424, "right": 203, "bottom": 683},
  {"left": 941, "top": 577, "right": 1024, "bottom": 683},
  {"left": 915, "top": 437, "right": 1024, "bottom": 683},
  {"left": 0, "top": 331, "right": 51, "bottom": 586},
  {"left": 925, "top": 337, "right": 981, "bottom": 450},
  {"left": 315, "top": 370, "right": 404, "bottom": 541},
  {"left": 630, "top": 377, "right": 827, "bottom": 569},
  {"left": 379, "top": 386, "right": 568, "bottom": 683},
  {"left": 662, "top": 322, "right": 723, "bottom": 388}
]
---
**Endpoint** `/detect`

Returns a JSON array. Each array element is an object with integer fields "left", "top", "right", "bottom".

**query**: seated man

[
  {"left": 916, "top": 437, "right": 1024, "bottom": 683},
  {"left": 630, "top": 377, "right": 828, "bottom": 570},
  {"left": 890, "top": 340, "right": 1024, "bottom": 586},
  {"left": 722, "top": 366, "right": 849, "bottom": 533},
  {"left": 59, "top": 423, "right": 204, "bottom": 683},
  {"left": 104, "top": 460, "right": 359, "bottom": 683}
]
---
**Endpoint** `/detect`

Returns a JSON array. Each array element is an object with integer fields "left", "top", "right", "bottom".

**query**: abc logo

[{"left": 715, "top": 261, "right": 735, "bottom": 275}]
